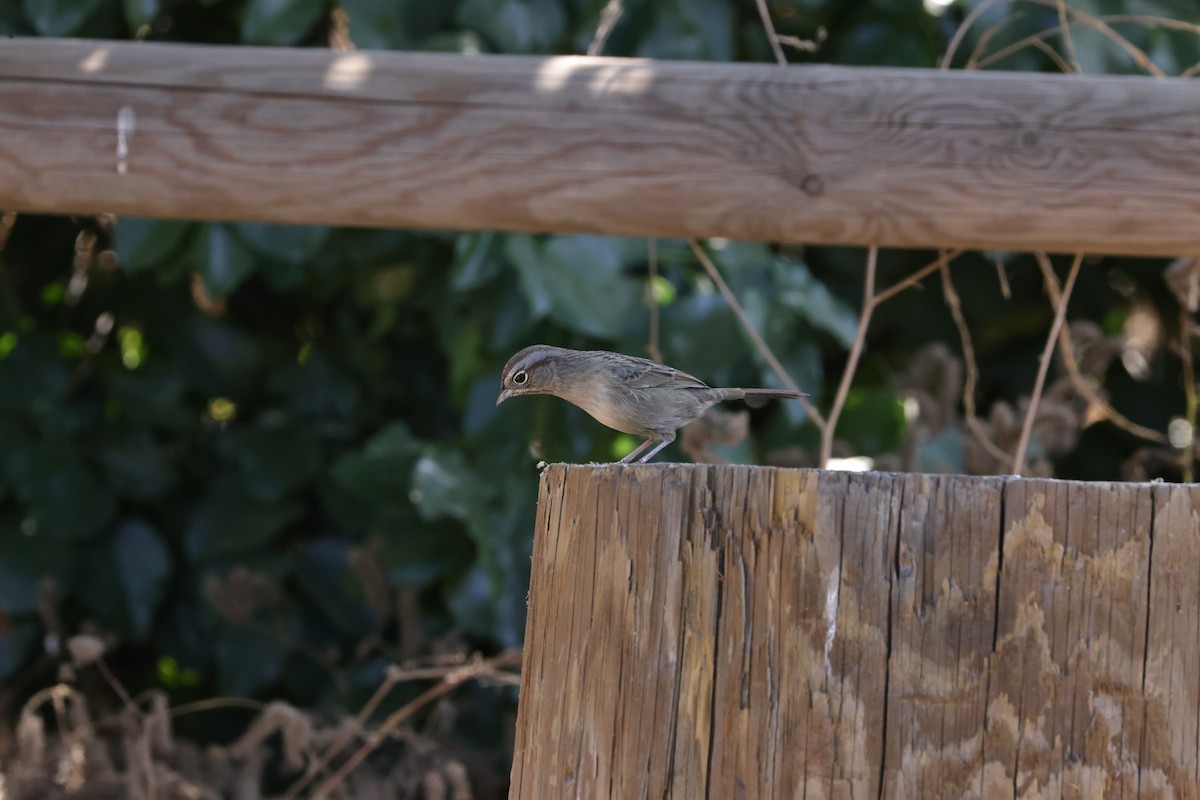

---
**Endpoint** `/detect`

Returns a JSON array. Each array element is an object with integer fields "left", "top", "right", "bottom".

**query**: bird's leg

[
  {"left": 618, "top": 438, "right": 656, "bottom": 464},
  {"left": 637, "top": 436, "right": 673, "bottom": 464}
]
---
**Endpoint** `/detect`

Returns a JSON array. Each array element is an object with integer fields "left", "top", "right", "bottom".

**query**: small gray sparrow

[{"left": 496, "top": 344, "right": 805, "bottom": 463}]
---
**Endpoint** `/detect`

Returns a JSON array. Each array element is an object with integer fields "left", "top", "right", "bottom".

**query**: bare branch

[
  {"left": 754, "top": 0, "right": 789, "bottom": 66},
  {"left": 871, "top": 249, "right": 963, "bottom": 307},
  {"left": 941, "top": 0, "right": 1009, "bottom": 69},
  {"left": 647, "top": 239, "right": 663, "bottom": 362},
  {"left": 1055, "top": 0, "right": 1083, "bottom": 73},
  {"left": 587, "top": 0, "right": 624, "bottom": 57},
  {"left": 821, "top": 247, "right": 877, "bottom": 467},
  {"left": 1033, "top": 253, "right": 1168, "bottom": 445},
  {"left": 940, "top": 262, "right": 1014, "bottom": 467},
  {"left": 688, "top": 240, "right": 825, "bottom": 429},
  {"left": 1013, "top": 253, "right": 1084, "bottom": 474},
  {"left": 309, "top": 649, "right": 521, "bottom": 800}
]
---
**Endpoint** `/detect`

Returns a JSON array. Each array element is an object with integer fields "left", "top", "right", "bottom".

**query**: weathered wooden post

[{"left": 509, "top": 465, "right": 1199, "bottom": 798}]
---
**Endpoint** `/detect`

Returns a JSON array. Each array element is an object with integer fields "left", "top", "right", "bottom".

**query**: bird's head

[{"left": 496, "top": 345, "right": 573, "bottom": 406}]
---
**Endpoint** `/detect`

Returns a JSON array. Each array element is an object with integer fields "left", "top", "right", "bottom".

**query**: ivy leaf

[
  {"left": 79, "top": 520, "right": 172, "bottom": 640},
  {"left": 114, "top": 218, "right": 196, "bottom": 274},
  {"left": 457, "top": 0, "right": 566, "bottom": 52},
  {"left": 410, "top": 448, "right": 475, "bottom": 522},
  {"left": 23, "top": 0, "right": 106, "bottom": 36},
  {"left": 216, "top": 624, "right": 286, "bottom": 696},
  {"left": 294, "top": 538, "right": 375, "bottom": 638},
  {"left": 123, "top": 0, "right": 157, "bottom": 27},
  {"left": 197, "top": 225, "right": 256, "bottom": 299},
  {"left": 508, "top": 235, "right": 642, "bottom": 339},
  {"left": 0, "top": 521, "right": 76, "bottom": 615},
  {"left": 223, "top": 417, "right": 322, "bottom": 502},
  {"left": 329, "top": 422, "right": 420, "bottom": 504},
  {"left": 241, "top": 0, "right": 325, "bottom": 45},
  {"left": 185, "top": 476, "right": 302, "bottom": 560}
]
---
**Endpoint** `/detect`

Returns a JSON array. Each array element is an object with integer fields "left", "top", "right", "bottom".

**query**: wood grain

[
  {"left": 510, "top": 465, "right": 1200, "bottom": 799},
  {"left": 2, "top": 39, "right": 1199, "bottom": 255}
]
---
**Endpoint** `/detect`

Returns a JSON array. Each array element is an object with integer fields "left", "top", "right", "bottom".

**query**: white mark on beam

[
  {"left": 325, "top": 53, "right": 372, "bottom": 91},
  {"left": 116, "top": 106, "right": 136, "bottom": 175},
  {"left": 78, "top": 48, "right": 110, "bottom": 73},
  {"left": 824, "top": 564, "right": 840, "bottom": 677}
]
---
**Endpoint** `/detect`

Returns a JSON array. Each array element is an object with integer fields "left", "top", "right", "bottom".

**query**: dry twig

[
  {"left": 754, "top": 0, "right": 788, "bottom": 66},
  {"left": 688, "top": 240, "right": 824, "bottom": 428},
  {"left": 306, "top": 649, "right": 521, "bottom": 800},
  {"left": 820, "top": 248, "right": 877, "bottom": 466},
  {"left": 1012, "top": 254, "right": 1084, "bottom": 474},
  {"left": 1033, "top": 253, "right": 1169, "bottom": 446},
  {"left": 587, "top": 0, "right": 623, "bottom": 57},
  {"left": 940, "top": 261, "right": 1013, "bottom": 467}
]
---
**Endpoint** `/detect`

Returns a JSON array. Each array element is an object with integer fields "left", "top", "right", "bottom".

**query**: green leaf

[
  {"left": 23, "top": 0, "right": 105, "bottom": 35},
  {"left": 508, "top": 234, "right": 642, "bottom": 339},
  {"left": 636, "top": 0, "right": 735, "bottom": 61},
  {"left": 772, "top": 257, "right": 860, "bottom": 348},
  {"left": 266, "top": 355, "right": 360, "bottom": 438},
  {"left": 223, "top": 418, "right": 322, "bottom": 501},
  {"left": 0, "top": 620, "right": 38, "bottom": 679},
  {"left": 198, "top": 225, "right": 256, "bottom": 299},
  {"left": 123, "top": 0, "right": 157, "bottom": 27},
  {"left": 8, "top": 444, "right": 116, "bottom": 541},
  {"left": 114, "top": 218, "right": 196, "bottom": 273},
  {"left": 294, "top": 539, "right": 374, "bottom": 637},
  {"left": 216, "top": 624, "right": 286, "bottom": 696},
  {"left": 457, "top": 0, "right": 566, "bottom": 52},
  {"left": 241, "top": 0, "right": 326, "bottom": 45},
  {"left": 339, "top": 0, "right": 407, "bottom": 49},
  {"left": 0, "top": 521, "right": 77, "bottom": 615},
  {"left": 185, "top": 476, "right": 302, "bottom": 560},
  {"left": 329, "top": 422, "right": 420, "bottom": 503},
  {"left": 450, "top": 232, "right": 501, "bottom": 292},
  {"left": 114, "top": 521, "right": 170, "bottom": 638},
  {"left": 107, "top": 366, "right": 192, "bottom": 429},
  {"left": 94, "top": 430, "right": 175, "bottom": 499},
  {"left": 410, "top": 448, "right": 475, "bottom": 522},
  {"left": 377, "top": 509, "right": 471, "bottom": 586}
]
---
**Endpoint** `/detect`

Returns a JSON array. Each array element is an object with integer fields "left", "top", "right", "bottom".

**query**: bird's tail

[{"left": 717, "top": 387, "right": 807, "bottom": 408}]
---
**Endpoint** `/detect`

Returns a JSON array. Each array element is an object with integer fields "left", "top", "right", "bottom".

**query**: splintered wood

[{"left": 510, "top": 465, "right": 1200, "bottom": 800}]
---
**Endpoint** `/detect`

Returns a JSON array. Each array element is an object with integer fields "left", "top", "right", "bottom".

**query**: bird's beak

[{"left": 496, "top": 388, "right": 513, "bottom": 406}]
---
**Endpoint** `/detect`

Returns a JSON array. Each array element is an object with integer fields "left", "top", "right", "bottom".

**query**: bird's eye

[{"left": 513, "top": 370, "right": 528, "bottom": 386}]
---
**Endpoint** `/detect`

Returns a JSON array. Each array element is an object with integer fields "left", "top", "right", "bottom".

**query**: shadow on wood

[
  {"left": 510, "top": 464, "right": 1199, "bottom": 799},
  {"left": 2, "top": 39, "right": 1200, "bottom": 255}
]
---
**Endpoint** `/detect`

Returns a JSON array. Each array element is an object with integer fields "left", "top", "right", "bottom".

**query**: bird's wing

[{"left": 604, "top": 354, "right": 711, "bottom": 391}]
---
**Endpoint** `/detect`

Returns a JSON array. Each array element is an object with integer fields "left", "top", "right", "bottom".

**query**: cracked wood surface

[
  {"left": 510, "top": 465, "right": 1200, "bottom": 799},
  {"left": 2, "top": 39, "right": 1200, "bottom": 256}
]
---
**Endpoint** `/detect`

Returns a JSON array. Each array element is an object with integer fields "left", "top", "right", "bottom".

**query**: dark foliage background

[{"left": 1, "top": 0, "right": 1197, "bottom": 795}]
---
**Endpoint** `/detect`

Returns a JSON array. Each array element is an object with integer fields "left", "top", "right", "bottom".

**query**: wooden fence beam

[
  {"left": 510, "top": 464, "right": 1200, "bottom": 798},
  {"left": 1, "top": 38, "right": 1199, "bottom": 256}
]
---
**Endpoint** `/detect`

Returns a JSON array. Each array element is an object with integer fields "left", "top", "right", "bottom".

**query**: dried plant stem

[
  {"left": 1055, "top": 0, "right": 1082, "bottom": 72},
  {"left": 1180, "top": 302, "right": 1198, "bottom": 482},
  {"left": 647, "top": 239, "right": 663, "bottom": 362},
  {"left": 587, "top": 0, "right": 624, "bottom": 56},
  {"left": 942, "top": 0, "right": 1009, "bottom": 68},
  {"left": 820, "top": 247, "right": 877, "bottom": 467},
  {"left": 1013, "top": 254, "right": 1084, "bottom": 474},
  {"left": 1033, "top": 253, "right": 1168, "bottom": 446},
  {"left": 282, "top": 665, "right": 405, "bottom": 799},
  {"left": 940, "top": 262, "right": 1013, "bottom": 467},
  {"left": 872, "top": 249, "right": 963, "bottom": 307},
  {"left": 309, "top": 649, "right": 521, "bottom": 800},
  {"left": 688, "top": 240, "right": 825, "bottom": 429},
  {"left": 754, "top": 0, "right": 788, "bottom": 66}
]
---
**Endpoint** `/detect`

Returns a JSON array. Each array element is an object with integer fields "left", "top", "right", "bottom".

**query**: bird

[{"left": 495, "top": 344, "right": 805, "bottom": 464}]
